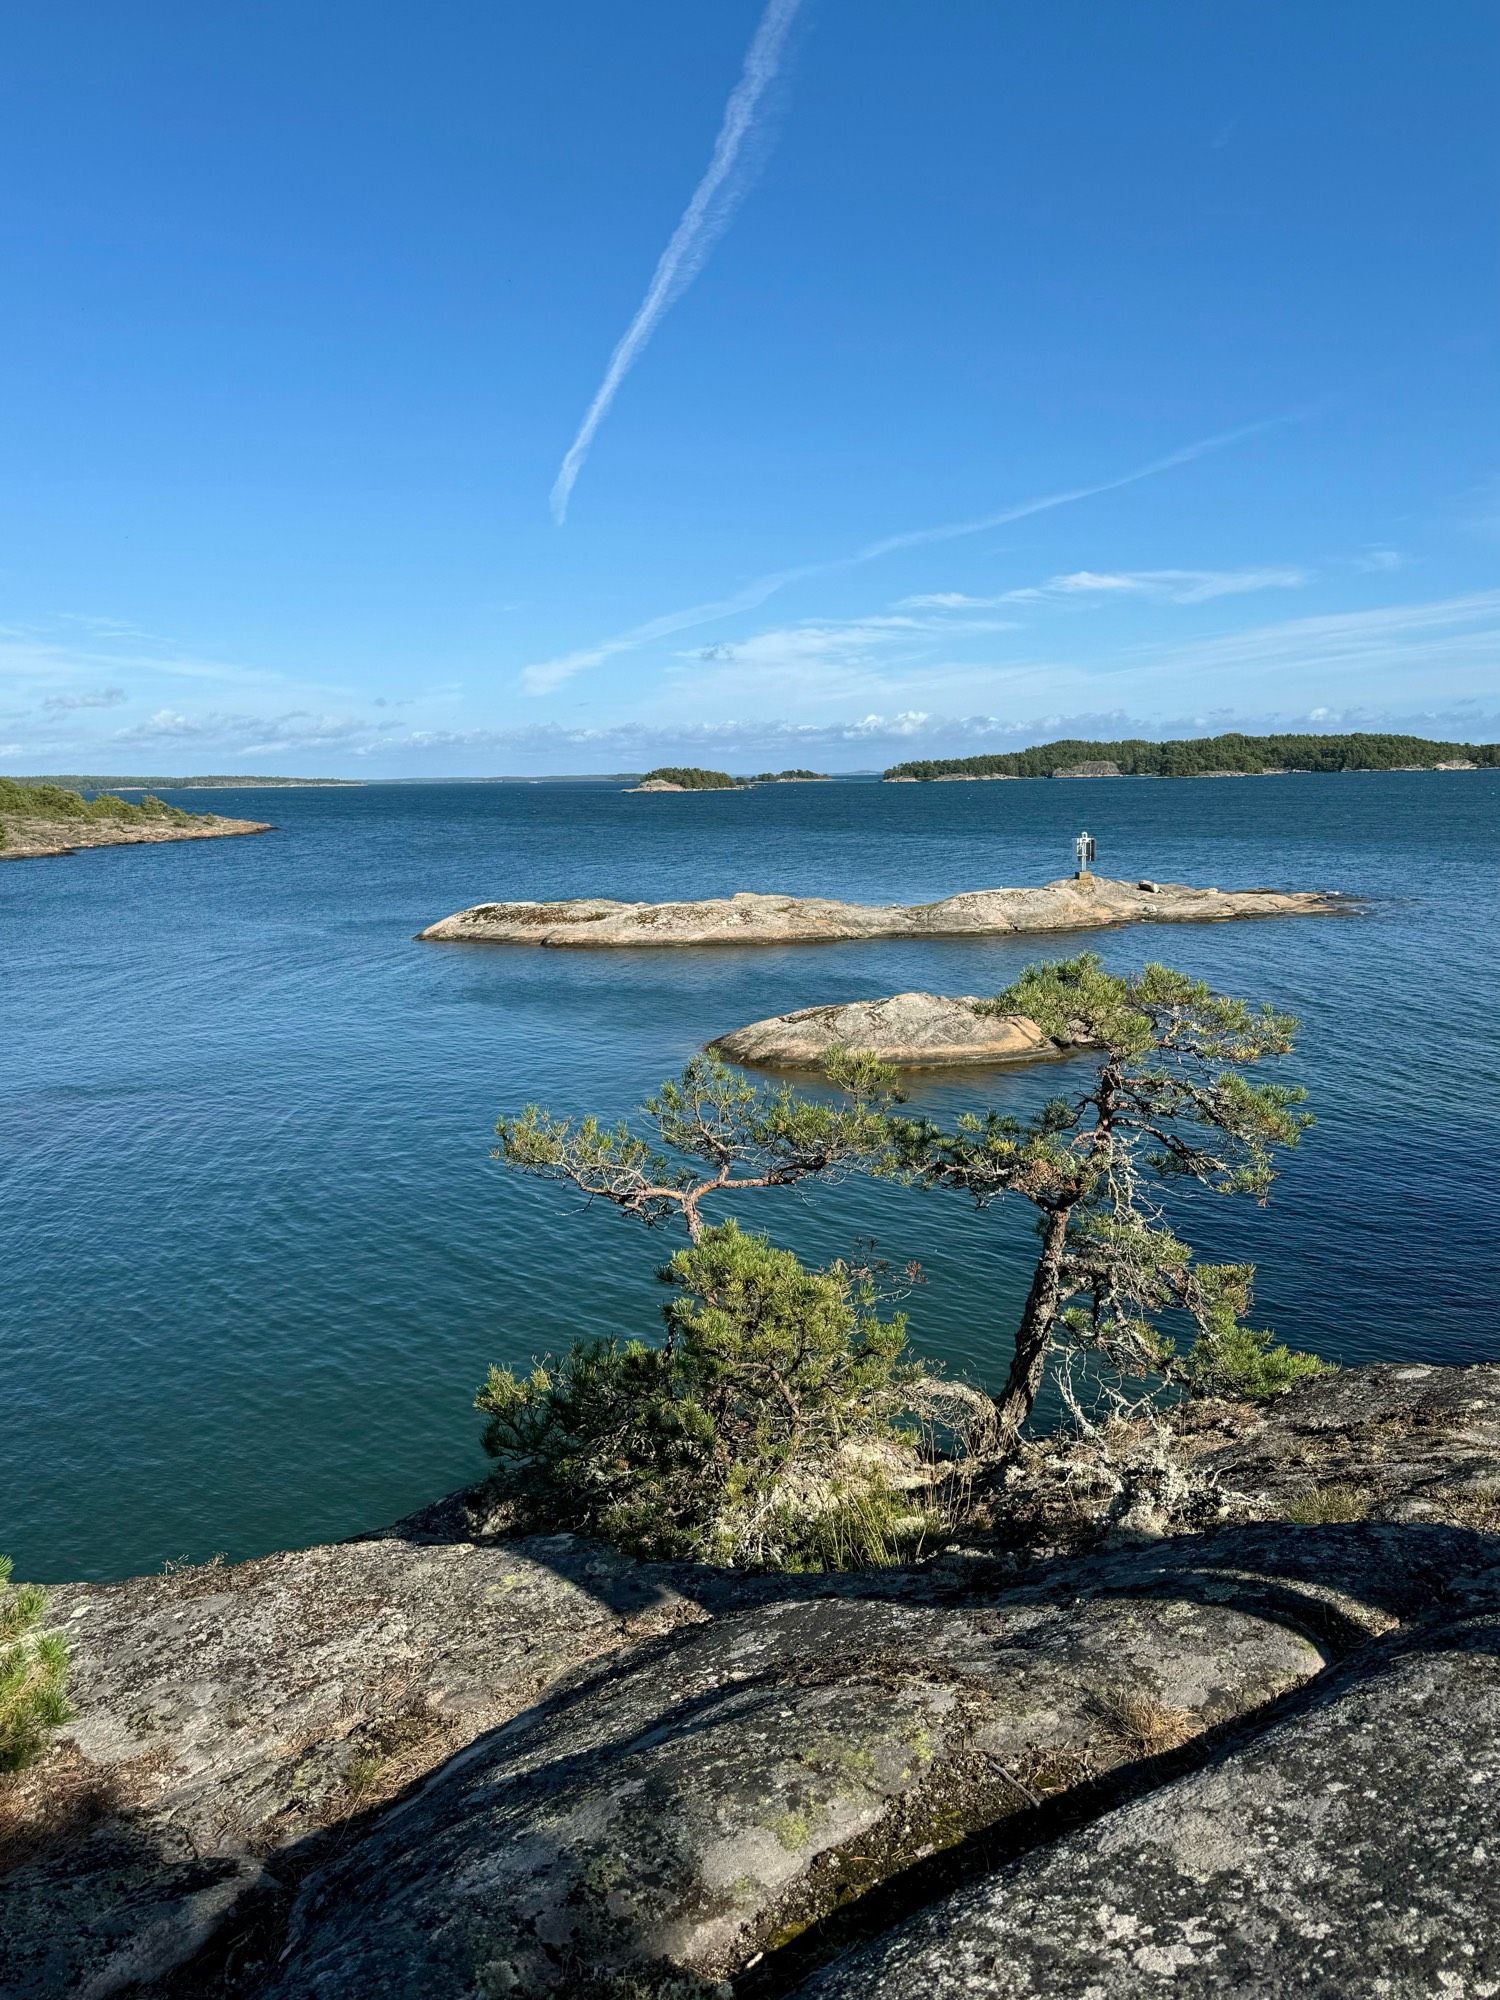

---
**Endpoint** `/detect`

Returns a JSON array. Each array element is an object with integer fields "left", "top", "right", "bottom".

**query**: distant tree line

[
  {"left": 883, "top": 732, "right": 1500, "bottom": 781},
  {"left": 16, "top": 774, "right": 351, "bottom": 789}
]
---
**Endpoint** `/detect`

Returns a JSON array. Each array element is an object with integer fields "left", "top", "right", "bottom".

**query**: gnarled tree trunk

[{"left": 994, "top": 1204, "right": 1073, "bottom": 1443}]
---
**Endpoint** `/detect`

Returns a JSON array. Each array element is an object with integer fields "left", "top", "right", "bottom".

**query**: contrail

[
  {"left": 550, "top": 0, "right": 803, "bottom": 524},
  {"left": 523, "top": 412, "right": 1302, "bottom": 691}
]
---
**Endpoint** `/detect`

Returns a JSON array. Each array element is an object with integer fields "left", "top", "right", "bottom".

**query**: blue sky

[{"left": 2, "top": 1, "right": 1497, "bottom": 775}]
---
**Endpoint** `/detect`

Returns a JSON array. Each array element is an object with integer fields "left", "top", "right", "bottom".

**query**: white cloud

[
  {"left": 113, "top": 708, "right": 399, "bottom": 755},
  {"left": 42, "top": 686, "right": 127, "bottom": 712},
  {"left": 902, "top": 567, "right": 1310, "bottom": 609},
  {"left": 893, "top": 592, "right": 997, "bottom": 610},
  {"left": 368, "top": 696, "right": 1500, "bottom": 772},
  {"left": 1130, "top": 589, "right": 1500, "bottom": 687},
  {"left": 1352, "top": 547, "right": 1404, "bottom": 573},
  {"left": 523, "top": 411, "right": 1306, "bottom": 691},
  {"left": 1054, "top": 567, "right": 1311, "bottom": 602}
]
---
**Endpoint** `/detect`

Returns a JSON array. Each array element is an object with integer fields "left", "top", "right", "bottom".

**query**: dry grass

[
  {"left": 1091, "top": 1686, "right": 1200, "bottom": 1757},
  {"left": 1280, "top": 1483, "right": 1372, "bottom": 1524}
]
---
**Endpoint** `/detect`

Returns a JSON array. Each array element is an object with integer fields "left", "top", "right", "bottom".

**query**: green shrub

[
  {"left": 0, "top": 1556, "right": 70, "bottom": 1773},
  {"left": 0, "top": 777, "right": 200, "bottom": 831},
  {"left": 476, "top": 1221, "right": 937, "bottom": 1569},
  {"left": 1175, "top": 1266, "right": 1330, "bottom": 1401}
]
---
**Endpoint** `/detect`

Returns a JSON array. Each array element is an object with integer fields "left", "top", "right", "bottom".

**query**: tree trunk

[{"left": 994, "top": 1205, "right": 1072, "bottom": 1443}]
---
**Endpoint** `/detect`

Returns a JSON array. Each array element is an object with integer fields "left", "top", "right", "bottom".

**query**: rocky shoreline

[
  {"left": 0, "top": 814, "right": 271, "bottom": 862},
  {"left": 5, "top": 1362, "right": 1496, "bottom": 1998},
  {"left": 418, "top": 874, "right": 1351, "bottom": 948}
]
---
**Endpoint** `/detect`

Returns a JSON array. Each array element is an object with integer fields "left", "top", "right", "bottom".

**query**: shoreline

[{"left": 0, "top": 815, "right": 271, "bottom": 862}]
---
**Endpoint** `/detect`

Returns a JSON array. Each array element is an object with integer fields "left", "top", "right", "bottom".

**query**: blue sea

[{"left": 4, "top": 773, "right": 1498, "bottom": 1583}]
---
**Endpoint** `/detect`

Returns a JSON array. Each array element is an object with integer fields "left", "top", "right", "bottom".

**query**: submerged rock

[
  {"left": 708, "top": 992, "right": 1070, "bottom": 1070},
  {"left": 418, "top": 875, "right": 1350, "bottom": 948}
]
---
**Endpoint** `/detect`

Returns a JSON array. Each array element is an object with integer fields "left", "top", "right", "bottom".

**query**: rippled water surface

[{"left": 4, "top": 773, "right": 1498, "bottom": 1581}]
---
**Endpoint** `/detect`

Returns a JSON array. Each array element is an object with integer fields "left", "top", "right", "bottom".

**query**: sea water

[{"left": 3, "top": 772, "right": 1497, "bottom": 1580}]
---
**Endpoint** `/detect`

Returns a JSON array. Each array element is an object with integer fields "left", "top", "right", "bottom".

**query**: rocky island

[
  {"left": 625, "top": 768, "right": 832, "bottom": 792},
  {"left": 0, "top": 779, "right": 269, "bottom": 862},
  {"left": 624, "top": 765, "right": 748, "bottom": 792},
  {"left": 4, "top": 1362, "right": 1496, "bottom": 1999},
  {"left": 418, "top": 874, "right": 1349, "bottom": 947},
  {"left": 709, "top": 991, "right": 1080, "bottom": 1069}
]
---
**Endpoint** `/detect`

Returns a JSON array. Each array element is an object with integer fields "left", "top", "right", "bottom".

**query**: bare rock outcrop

[
  {"left": 708, "top": 992, "right": 1070, "bottom": 1070},
  {"left": 3, "top": 1366, "right": 1495, "bottom": 1999},
  {"left": 0, "top": 814, "right": 269, "bottom": 862},
  {"left": 418, "top": 876, "right": 1350, "bottom": 948},
  {"left": 796, "top": 1606, "right": 1500, "bottom": 1998},
  {"left": 994, "top": 1362, "right": 1500, "bottom": 1558},
  {"left": 259, "top": 1543, "right": 1345, "bottom": 1999},
  {"left": 0, "top": 1535, "right": 699, "bottom": 1999}
]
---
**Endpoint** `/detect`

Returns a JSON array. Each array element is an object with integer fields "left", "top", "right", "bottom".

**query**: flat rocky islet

[
  {"left": 418, "top": 874, "right": 1351, "bottom": 947},
  {"left": 709, "top": 990, "right": 1079, "bottom": 1070},
  {"left": 5, "top": 1362, "right": 1497, "bottom": 1999}
]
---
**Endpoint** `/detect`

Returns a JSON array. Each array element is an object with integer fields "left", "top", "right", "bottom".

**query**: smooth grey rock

[
  {"left": 1198, "top": 1362, "right": 1500, "bottom": 1527},
  {"left": 261, "top": 1532, "right": 1401, "bottom": 1998},
  {"left": 796, "top": 1612, "right": 1500, "bottom": 1998},
  {"left": 7, "top": 1370, "right": 1498, "bottom": 1999},
  {"left": 707, "top": 993, "right": 1065, "bottom": 1070},
  {"left": 416, "top": 877, "right": 1349, "bottom": 948},
  {"left": 0, "top": 1535, "right": 697, "bottom": 1999}
]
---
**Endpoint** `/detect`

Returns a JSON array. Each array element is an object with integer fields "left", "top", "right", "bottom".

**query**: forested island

[
  {"left": 626, "top": 766, "right": 745, "bottom": 791},
  {"left": 626, "top": 766, "right": 829, "bottom": 791},
  {"left": 0, "top": 778, "right": 269, "bottom": 860},
  {"left": 884, "top": 731, "right": 1499, "bottom": 781}
]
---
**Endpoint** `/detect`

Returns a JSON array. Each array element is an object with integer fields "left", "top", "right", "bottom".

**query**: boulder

[
  {"left": 417, "top": 877, "right": 1350, "bottom": 948},
  {"left": 795, "top": 1607, "right": 1500, "bottom": 1998},
  {"left": 707, "top": 993, "right": 1067, "bottom": 1070}
]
